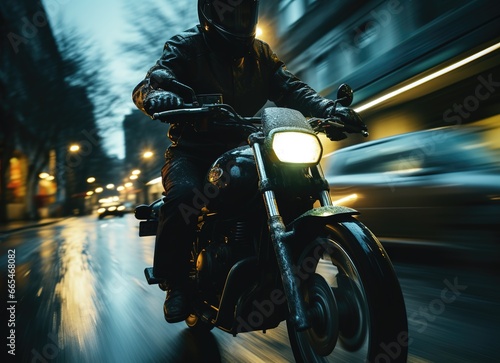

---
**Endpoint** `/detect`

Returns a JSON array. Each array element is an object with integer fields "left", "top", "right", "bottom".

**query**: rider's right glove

[{"left": 144, "top": 90, "right": 184, "bottom": 115}]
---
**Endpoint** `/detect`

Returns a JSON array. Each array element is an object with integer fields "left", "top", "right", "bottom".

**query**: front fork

[{"left": 249, "top": 136, "right": 332, "bottom": 331}]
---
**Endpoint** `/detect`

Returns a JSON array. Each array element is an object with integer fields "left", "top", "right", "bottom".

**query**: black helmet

[{"left": 198, "top": 0, "right": 259, "bottom": 57}]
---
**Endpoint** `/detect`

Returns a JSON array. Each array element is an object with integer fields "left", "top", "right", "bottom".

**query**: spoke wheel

[
  {"left": 288, "top": 237, "right": 369, "bottom": 362},
  {"left": 286, "top": 218, "right": 412, "bottom": 362}
]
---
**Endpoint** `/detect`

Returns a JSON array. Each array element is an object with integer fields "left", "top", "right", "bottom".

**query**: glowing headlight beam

[{"left": 272, "top": 132, "right": 322, "bottom": 164}]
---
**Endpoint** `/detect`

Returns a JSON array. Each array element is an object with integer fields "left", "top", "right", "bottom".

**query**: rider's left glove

[{"left": 330, "top": 106, "right": 367, "bottom": 133}]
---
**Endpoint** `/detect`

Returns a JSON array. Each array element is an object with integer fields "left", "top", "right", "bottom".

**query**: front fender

[{"left": 287, "top": 205, "right": 359, "bottom": 232}]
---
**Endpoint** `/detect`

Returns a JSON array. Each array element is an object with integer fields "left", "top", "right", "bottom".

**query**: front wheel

[{"left": 287, "top": 219, "right": 408, "bottom": 363}]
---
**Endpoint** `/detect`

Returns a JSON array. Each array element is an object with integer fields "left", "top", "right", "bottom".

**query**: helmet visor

[{"left": 203, "top": 0, "right": 259, "bottom": 36}]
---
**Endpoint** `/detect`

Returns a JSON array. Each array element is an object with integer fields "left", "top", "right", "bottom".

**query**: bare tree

[
  {"left": 0, "top": 0, "right": 120, "bottom": 219},
  {"left": 121, "top": 0, "right": 197, "bottom": 76}
]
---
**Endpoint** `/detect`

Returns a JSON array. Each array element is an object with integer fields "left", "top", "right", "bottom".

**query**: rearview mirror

[{"left": 336, "top": 84, "right": 353, "bottom": 107}]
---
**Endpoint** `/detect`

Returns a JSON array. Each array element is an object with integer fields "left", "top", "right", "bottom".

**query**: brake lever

[{"left": 152, "top": 104, "right": 209, "bottom": 121}]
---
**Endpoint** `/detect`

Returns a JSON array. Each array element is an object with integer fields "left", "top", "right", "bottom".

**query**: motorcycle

[{"left": 135, "top": 80, "right": 408, "bottom": 362}]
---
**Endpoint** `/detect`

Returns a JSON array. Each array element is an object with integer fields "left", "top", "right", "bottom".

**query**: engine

[{"left": 196, "top": 218, "right": 255, "bottom": 293}]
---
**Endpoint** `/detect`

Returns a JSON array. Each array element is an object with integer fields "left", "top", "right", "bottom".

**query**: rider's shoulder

[
  {"left": 166, "top": 26, "right": 204, "bottom": 46},
  {"left": 163, "top": 26, "right": 207, "bottom": 57}
]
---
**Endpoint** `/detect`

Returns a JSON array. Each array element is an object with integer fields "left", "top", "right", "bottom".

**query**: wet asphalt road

[{"left": 1, "top": 214, "right": 499, "bottom": 362}]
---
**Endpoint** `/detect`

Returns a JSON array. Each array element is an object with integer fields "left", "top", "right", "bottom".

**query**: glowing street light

[
  {"left": 87, "top": 177, "right": 96, "bottom": 183},
  {"left": 69, "top": 144, "right": 80, "bottom": 152},
  {"left": 143, "top": 151, "right": 154, "bottom": 159}
]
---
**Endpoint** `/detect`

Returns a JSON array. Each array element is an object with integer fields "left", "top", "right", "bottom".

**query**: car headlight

[
  {"left": 117, "top": 205, "right": 126, "bottom": 211},
  {"left": 97, "top": 208, "right": 106, "bottom": 214},
  {"left": 272, "top": 131, "right": 322, "bottom": 164},
  {"left": 108, "top": 206, "right": 117, "bottom": 212}
]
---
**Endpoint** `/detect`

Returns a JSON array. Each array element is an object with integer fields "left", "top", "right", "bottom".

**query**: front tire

[{"left": 287, "top": 218, "right": 408, "bottom": 362}]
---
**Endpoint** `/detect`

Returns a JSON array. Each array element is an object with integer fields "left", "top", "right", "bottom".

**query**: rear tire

[{"left": 287, "top": 218, "right": 408, "bottom": 362}]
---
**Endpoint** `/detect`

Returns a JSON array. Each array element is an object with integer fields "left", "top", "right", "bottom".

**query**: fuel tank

[{"left": 205, "top": 145, "right": 259, "bottom": 213}]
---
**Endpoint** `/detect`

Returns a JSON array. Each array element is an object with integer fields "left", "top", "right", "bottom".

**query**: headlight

[
  {"left": 108, "top": 206, "right": 117, "bottom": 211},
  {"left": 117, "top": 206, "right": 126, "bottom": 211},
  {"left": 272, "top": 131, "right": 322, "bottom": 164},
  {"left": 97, "top": 208, "right": 106, "bottom": 214}
]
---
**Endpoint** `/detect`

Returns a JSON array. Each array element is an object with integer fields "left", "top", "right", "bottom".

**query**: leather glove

[
  {"left": 324, "top": 105, "right": 367, "bottom": 141},
  {"left": 330, "top": 106, "right": 366, "bottom": 133},
  {"left": 144, "top": 90, "right": 183, "bottom": 115}
]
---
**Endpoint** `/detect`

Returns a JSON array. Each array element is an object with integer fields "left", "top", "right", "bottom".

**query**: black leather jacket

[{"left": 132, "top": 25, "right": 334, "bottom": 148}]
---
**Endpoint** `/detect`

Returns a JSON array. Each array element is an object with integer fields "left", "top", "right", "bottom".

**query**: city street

[{"left": 1, "top": 215, "right": 498, "bottom": 362}]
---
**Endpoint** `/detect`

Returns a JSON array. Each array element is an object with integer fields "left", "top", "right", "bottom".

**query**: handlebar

[
  {"left": 152, "top": 105, "right": 209, "bottom": 120},
  {"left": 152, "top": 103, "right": 260, "bottom": 124},
  {"left": 153, "top": 105, "right": 368, "bottom": 137},
  {"left": 150, "top": 78, "right": 368, "bottom": 137},
  {"left": 152, "top": 103, "right": 261, "bottom": 136}
]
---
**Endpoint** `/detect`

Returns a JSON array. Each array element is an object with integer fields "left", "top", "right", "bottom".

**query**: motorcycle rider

[{"left": 132, "top": 0, "right": 366, "bottom": 323}]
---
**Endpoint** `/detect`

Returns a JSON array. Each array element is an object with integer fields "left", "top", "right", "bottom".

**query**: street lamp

[{"left": 69, "top": 144, "right": 80, "bottom": 152}]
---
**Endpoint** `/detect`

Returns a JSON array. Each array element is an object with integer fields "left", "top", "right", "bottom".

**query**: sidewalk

[{"left": 0, "top": 218, "right": 65, "bottom": 234}]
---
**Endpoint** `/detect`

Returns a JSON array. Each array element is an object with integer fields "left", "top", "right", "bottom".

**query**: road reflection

[
  {"left": 1, "top": 215, "right": 498, "bottom": 362},
  {"left": 53, "top": 227, "right": 98, "bottom": 351}
]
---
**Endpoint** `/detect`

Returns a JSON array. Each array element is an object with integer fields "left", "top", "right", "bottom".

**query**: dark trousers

[{"left": 152, "top": 145, "right": 224, "bottom": 286}]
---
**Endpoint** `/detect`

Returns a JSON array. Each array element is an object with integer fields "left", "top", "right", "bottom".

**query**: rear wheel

[{"left": 287, "top": 219, "right": 408, "bottom": 362}]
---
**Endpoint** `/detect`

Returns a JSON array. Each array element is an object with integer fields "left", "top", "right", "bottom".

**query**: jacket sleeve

[
  {"left": 263, "top": 43, "right": 334, "bottom": 118},
  {"left": 132, "top": 33, "right": 190, "bottom": 116}
]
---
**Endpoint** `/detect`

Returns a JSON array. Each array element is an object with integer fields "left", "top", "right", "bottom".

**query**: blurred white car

[{"left": 323, "top": 121, "right": 500, "bottom": 260}]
